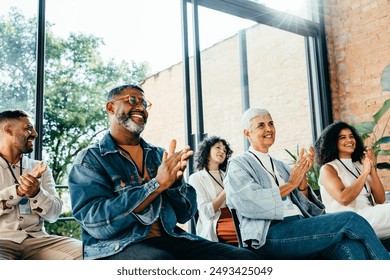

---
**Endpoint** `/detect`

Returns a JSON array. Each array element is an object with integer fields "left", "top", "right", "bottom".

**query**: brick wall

[{"left": 323, "top": 0, "right": 390, "bottom": 188}]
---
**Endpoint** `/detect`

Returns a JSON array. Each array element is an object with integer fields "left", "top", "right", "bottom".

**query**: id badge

[{"left": 18, "top": 197, "right": 32, "bottom": 215}]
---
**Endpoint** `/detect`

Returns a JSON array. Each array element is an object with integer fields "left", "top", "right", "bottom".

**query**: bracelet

[{"left": 298, "top": 185, "right": 309, "bottom": 191}]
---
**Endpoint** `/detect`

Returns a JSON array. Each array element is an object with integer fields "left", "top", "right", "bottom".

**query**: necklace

[
  {"left": 0, "top": 154, "right": 22, "bottom": 184},
  {"left": 337, "top": 159, "right": 374, "bottom": 206},
  {"left": 206, "top": 170, "right": 224, "bottom": 189},
  {"left": 118, "top": 146, "right": 145, "bottom": 182}
]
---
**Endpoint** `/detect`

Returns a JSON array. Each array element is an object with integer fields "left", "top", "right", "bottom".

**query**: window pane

[
  {"left": 142, "top": 4, "right": 314, "bottom": 165},
  {"left": 44, "top": 0, "right": 184, "bottom": 184},
  {"left": 246, "top": 25, "right": 312, "bottom": 160},
  {"left": 195, "top": 8, "right": 312, "bottom": 161},
  {"left": 0, "top": 0, "right": 38, "bottom": 115},
  {"left": 250, "top": 0, "right": 312, "bottom": 20}
]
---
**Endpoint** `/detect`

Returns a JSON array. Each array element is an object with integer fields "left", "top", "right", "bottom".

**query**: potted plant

[
  {"left": 285, "top": 147, "right": 320, "bottom": 195},
  {"left": 354, "top": 63, "right": 390, "bottom": 170}
]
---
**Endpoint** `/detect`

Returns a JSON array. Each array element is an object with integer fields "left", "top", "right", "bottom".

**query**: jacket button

[
  {"left": 114, "top": 244, "right": 120, "bottom": 250},
  {"left": 131, "top": 175, "right": 135, "bottom": 180},
  {"left": 18, "top": 216, "right": 23, "bottom": 221},
  {"left": 33, "top": 200, "right": 37, "bottom": 203},
  {"left": 9, "top": 196, "right": 14, "bottom": 199}
]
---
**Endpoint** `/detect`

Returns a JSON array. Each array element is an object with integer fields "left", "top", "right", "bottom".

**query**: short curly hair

[
  {"left": 315, "top": 121, "right": 365, "bottom": 166},
  {"left": 194, "top": 136, "right": 233, "bottom": 172}
]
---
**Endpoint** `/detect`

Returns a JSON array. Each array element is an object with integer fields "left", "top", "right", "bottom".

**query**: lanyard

[
  {"left": 249, "top": 151, "right": 279, "bottom": 186},
  {"left": 1, "top": 156, "right": 23, "bottom": 185},
  {"left": 206, "top": 170, "right": 224, "bottom": 189},
  {"left": 1, "top": 156, "right": 23, "bottom": 184},
  {"left": 337, "top": 159, "right": 374, "bottom": 206}
]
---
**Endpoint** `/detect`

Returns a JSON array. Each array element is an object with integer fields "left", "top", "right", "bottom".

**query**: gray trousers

[{"left": 0, "top": 235, "right": 82, "bottom": 260}]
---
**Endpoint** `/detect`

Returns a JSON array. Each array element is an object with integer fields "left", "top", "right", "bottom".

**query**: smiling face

[
  {"left": 12, "top": 117, "right": 37, "bottom": 154},
  {"left": 244, "top": 114, "right": 275, "bottom": 153},
  {"left": 208, "top": 141, "right": 227, "bottom": 169},
  {"left": 337, "top": 128, "right": 356, "bottom": 158},
  {"left": 107, "top": 87, "right": 149, "bottom": 135}
]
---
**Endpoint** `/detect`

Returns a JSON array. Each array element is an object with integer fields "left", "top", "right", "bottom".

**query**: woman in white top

[
  {"left": 315, "top": 121, "right": 390, "bottom": 240},
  {"left": 188, "top": 136, "right": 237, "bottom": 245}
]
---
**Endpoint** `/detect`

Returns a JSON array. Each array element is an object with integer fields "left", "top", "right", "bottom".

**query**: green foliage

[
  {"left": 285, "top": 147, "right": 320, "bottom": 191},
  {"left": 381, "top": 63, "right": 390, "bottom": 91},
  {"left": 1, "top": 7, "right": 150, "bottom": 239},
  {"left": 0, "top": 8, "right": 150, "bottom": 183},
  {"left": 0, "top": 8, "right": 37, "bottom": 110},
  {"left": 353, "top": 64, "right": 390, "bottom": 170},
  {"left": 44, "top": 211, "right": 82, "bottom": 240}
]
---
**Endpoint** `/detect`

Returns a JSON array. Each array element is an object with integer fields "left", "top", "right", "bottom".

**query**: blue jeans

[
  {"left": 99, "top": 235, "right": 259, "bottom": 260},
  {"left": 253, "top": 211, "right": 389, "bottom": 260}
]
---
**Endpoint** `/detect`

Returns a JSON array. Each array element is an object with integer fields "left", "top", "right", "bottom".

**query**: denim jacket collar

[{"left": 98, "top": 132, "right": 158, "bottom": 157}]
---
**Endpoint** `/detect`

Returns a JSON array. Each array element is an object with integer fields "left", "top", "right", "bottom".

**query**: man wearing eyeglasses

[{"left": 68, "top": 84, "right": 257, "bottom": 260}]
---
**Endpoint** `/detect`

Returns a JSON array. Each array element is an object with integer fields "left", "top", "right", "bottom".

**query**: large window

[
  {"left": 0, "top": 0, "right": 38, "bottom": 115},
  {"left": 0, "top": 0, "right": 330, "bottom": 178},
  {"left": 142, "top": 0, "right": 329, "bottom": 166}
]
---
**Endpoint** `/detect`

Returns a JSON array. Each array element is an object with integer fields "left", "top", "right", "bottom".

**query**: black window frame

[{"left": 32, "top": 0, "right": 332, "bottom": 162}]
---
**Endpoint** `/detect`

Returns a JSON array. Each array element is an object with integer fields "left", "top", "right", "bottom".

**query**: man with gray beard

[{"left": 68, "top": 84, "right": 258, "bottom": 260}]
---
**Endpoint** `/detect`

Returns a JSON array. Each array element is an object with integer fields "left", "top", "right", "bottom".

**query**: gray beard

[
  {"left": 117, "top": 114, "right": 145, "bottom": 134},
  {"left": 124, "top": 118, "right": 145, "bottom": 134},
  {"left": 116, "top": 111, "right": 146, "bottom": 134}
]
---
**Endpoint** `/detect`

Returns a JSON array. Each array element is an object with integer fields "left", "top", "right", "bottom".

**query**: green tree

[
  {"left": 0, "top": 8, "right": 37, "bottom": 110},
  {"left": 0, "top": 7, "right": 150, "bottom": 183}
]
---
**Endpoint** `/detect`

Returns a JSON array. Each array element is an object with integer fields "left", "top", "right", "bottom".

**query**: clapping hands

[
  {"left": 155, "top": 139, "right": 194, "bottom": 190},
  {"left": 17, "top": 161, "right": 47, "bottom": 197},
  {"left": 289, "top": 147, "right": 314, "bottom": 188}
]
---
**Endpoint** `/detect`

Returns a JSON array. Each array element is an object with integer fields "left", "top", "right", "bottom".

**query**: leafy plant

[
  {"left": 381, "top": 63, "right": 390, "bottom": 91},
  {"left": 354, "top": 64, "right": 390, "bottom": 170},
  {"left": 44, "top": 211, "right": 82, "bottom": 240},
  {"left": 44, "top": 186, "right": 81, "bottom": 240},
  {"left": 285, "top": 147, "right": 320, "bottom": 192}
]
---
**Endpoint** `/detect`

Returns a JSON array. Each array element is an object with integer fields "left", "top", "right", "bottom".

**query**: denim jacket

[
  {"left": 224, "top": 151, "right": 325, "bottom": 249},
  {"left": 68, "top": 132, "right": 199, "bottom": 259}
]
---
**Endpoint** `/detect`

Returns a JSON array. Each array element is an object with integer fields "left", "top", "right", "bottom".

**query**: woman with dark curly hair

[
  {"left": 315, "top": 121, "right": 390, "bottom": 240},
  {"left": 188, "top": 136, "right": 237, "bottom": 245}
]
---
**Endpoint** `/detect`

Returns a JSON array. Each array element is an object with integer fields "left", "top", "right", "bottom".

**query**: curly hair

[
  {"left": 315, "top": 121, "right": 365, "bottom": 166},
  {"left": 194, "top": 136, "right": 233, "bottom": 172}
]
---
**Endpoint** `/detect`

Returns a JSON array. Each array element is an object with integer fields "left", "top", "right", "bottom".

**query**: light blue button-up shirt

[{"left": 224, "top": 150, "right": 325, "bottom": 249}]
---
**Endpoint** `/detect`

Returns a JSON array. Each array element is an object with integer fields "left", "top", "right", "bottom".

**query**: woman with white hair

[{"left": 224, "top": 108, "right": 389, "bottom": 259}]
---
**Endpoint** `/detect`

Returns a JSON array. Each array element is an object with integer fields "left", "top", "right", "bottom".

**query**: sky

[{"left": 0, "top": 0, "right": 256, "bottom": 74}]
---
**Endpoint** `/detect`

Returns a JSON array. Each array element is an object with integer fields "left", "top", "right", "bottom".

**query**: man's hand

[
  {"left": 155, "top": 139, "right": 194, "bottom": 190},
  {"left": 30, "top": 161, "right": 47, "bottom": 178},
  {"left": 17, "top": 174, "right": 41, "bottom": 197},
  {"left": 16, "top": 161, "right": 46, "bottom": 197}
]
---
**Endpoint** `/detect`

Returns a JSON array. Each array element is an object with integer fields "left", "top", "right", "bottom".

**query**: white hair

[{"left": 241, "top": 108, "right": 271, "bottom": 132}]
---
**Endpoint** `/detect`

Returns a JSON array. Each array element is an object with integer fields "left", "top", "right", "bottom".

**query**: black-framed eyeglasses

[{"left": 110, "top": 95, "right": 152, "bottom": 110}]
